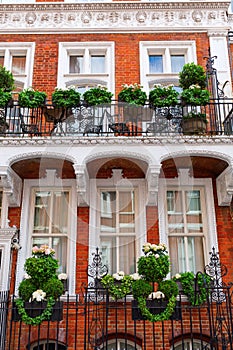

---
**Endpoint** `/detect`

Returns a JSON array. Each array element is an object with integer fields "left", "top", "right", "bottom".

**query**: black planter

[
  {"left": 12, "top": 300, "right": 63, "bottom": 322},
  {"left": 131, "top": 299, "right": 181, "bottom": 321}
]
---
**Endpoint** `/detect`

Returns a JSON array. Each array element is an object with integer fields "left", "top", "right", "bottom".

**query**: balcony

[{"left": 1, "top": 99, "right": 233, "bottom": 137}]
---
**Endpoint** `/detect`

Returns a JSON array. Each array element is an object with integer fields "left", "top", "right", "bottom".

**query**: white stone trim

[
  {"left": 146, "top": 164, "right": 160, "bottom": 205},
  {"left": 89, "top": 175, "right": 147, "bottom": 271},
  {"left": 0, "top": 2, "right": 229, "bottom": 34},
  {"left": 15, "top": 170, "right": 77, "bottom": 295},
  {"left": 158, "top": 173, "right": 218, "bottom": 271},
  {"left": 0, "top": 227, "right": 17, "bottom": 290},
  {"left": 140, "top": 40, "right": 197, "bottom": 93},
  {"left": 0, "top": 166, "right": 22, "bottom": 207},
  {"left": 0, "top": 42, "right": 35, "bottom": 89},
  {"left": 57, "top": 42, "right": 115, "bottom": 93},
  {"left": 216, "top": 165, "right": 233, "bottom": 206}
]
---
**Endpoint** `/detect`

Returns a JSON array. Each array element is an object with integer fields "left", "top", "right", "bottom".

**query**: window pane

[
  {"left": 169, "top": 236, "right": 204, "bottom": 274},
  {"left": 149, "top": 55, "right": 163, "bottom": 73},
  {"left": 100, "top": 237, "right": 116, "bottom": 274},
  {"left": 119, "top": 236, "right": 136, "bottom": 274},
  {"left": 171, "top": 55, "right": 185, "bottom": 73},
  {"left": 188, "top": 236, "right": 204, "bottom": 273},
  {"left": 0, "top": 248, "right": 2, "bottom": 270},
  {"left": 70, "top": 56, "right": 83, "bottom": 73},
  {"left": 119, "top": 191, "right": 135, "bottom": 233},
  {"left": 52, "top": 191, "right": 69, "bottom": 234},
  {"left": 33, "top": 191, "right": 51, "bottom": 233},
  {"left": 167, "top": 191, "right": 184, "bottom": 234},
  {"left": 101, "top": 191, "right": 116, "bottom": 232},
  {"left": 185, "top": 191, "right": 203, "bottom": 233},
  {"left": 12, "top": 56, "right": 26, "bottom": 75},
  {"left": 0, "top": 190, "right": 2, "bottom": 226},
  {"left": 174, "top": 340, "right": 207, "bottom": 350},
  {"left": 91, "top": 55, "right": 105, "bottom": 73},
  {"left": 52, "top": 237, "right": 67, "bottom": 273}
]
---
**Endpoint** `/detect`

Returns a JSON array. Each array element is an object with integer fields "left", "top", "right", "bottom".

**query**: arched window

[
  {"left": 173, "top": 339, "right": 209, "bottom": 350},
  {"left": 102, "top": 339, "right": 141, "bottom": 350},
  {"left": 31, "top": 341, "right": 66, "bottom": 350}
]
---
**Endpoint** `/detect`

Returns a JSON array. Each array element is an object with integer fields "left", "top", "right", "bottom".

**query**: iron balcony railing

[{"left": 1, "top": 99, "right": 233, "bottom": 137}]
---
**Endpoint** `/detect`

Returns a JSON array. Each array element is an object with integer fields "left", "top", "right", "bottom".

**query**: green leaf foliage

[
  {"left": 18, "top": 88, "right": 47, "bottom": 108},
  {"left": 83, "top": 86, "right": 113, "bottom": 106},
  {"left": 52, "top": 87, "right": 81, "bottom": 108},
  {"left": 0, "top": 65, "right": 15, "bottom": 92},
  {"left": 179, "top": 63, "right": 207, "bottom": 90},
  {"left": 137, "top": 254, "right": 170, "bottom": 282}
]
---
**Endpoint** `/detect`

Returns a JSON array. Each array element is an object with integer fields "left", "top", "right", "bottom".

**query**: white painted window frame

[
  {"left": 15, "top": 171, "right": 77, "bottom": 295},
  {"left": 0, "top": 228, "right": 17, "bottom": 290},
  {"left": 57, "top": 42, "right": 115, "bottom": 94},
  {"left": 89, "top": 177, "right": 147, "bottom": 274},
  {"left": 139, "top": 40, "right": 197, "bottom": 94},
  {"left": 159, "top": 176, "right": 218, "bottom": 275},
  {"left": 0, "top": 42, "right": 35, "bottom": 90}
]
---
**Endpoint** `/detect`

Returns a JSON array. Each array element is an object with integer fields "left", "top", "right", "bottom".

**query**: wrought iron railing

[
  {"left": 1, "top": 248, "right": 233, "bottom": 350},
  {"left": 1, "top": 99, "right": 233, "bottom": 137}
]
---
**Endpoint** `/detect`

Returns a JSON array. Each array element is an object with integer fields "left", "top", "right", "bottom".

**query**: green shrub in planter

[
  {"left": 138, "top": 254, "right": 170, "bottom": 282},
  {"left": 83, "top": 86, "right": 113, "bottom": 106},
  {"left": 0, "top": 65, "right": 15, "bottom": 92},
  {"left": 158, "top": 279, "right": 179, "bottom": 299},
  {"left": 0, "top": 88, "right": 13, "bottom": 108},
  {"left": 149, "top": 85, "right": 179, "bottom": 108},
  {"left": 52, "top": 87, "right": 81, "bottom": 108},
  {"left": 179, "top": 62, "right": 207, "bottom": 90},
  {"left": 118, "top": 83, "right": 147, "bottom": 106},
  {"left": 132, "top": 279, "right": 153, "bottom": 300},
  {"left": 18, "top": 88, "right": 47, "bottom": 108},
  {"left": 43, "top": 277, "right": 64, "bottom": 299},
  {"left": 18, "top": 278, "right": 37, "bottom": 302}
]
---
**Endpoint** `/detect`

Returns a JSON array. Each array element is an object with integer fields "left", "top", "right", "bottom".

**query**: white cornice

[
  {"left": 1, "top": 135, "right": 233, "bottom": 146},
  {"left": 0, "top": 1, "right": 229, "bottom": 33}
]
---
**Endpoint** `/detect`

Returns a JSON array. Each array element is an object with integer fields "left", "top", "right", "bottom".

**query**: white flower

[
  {"left": 58, "top": 273, "right": 68, "bottom": 280},
  {"left": 130, "top": 273, "right": 140, "bottom": 280},
  {"left": 151, "top": 244, "right": 158, "bottom": 251},
  {"left": 32, "top": 289, "right": 46, "bottom": 302},
  {"left": 113, "top": 271, "right": 125, "bottom": 280},
  {"left": 143, "top": 242, "right": 151, "bottom": 253},
  {"left": 148, "top": 291, "right": 165, "bottom": 300},
  {"left": 174, "top": 273, "right": 181, "bottom": 280},
  {"left": 24, "top": 273, "right": 31, "bottom": 279},
  {"left": 155, "top": 254, "right": 160, "bottom": 259}
]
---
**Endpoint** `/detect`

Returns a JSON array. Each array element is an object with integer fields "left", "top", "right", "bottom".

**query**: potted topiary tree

[
  {"left": 43, "top": 87, "right": 81, "bottom": 122},
  {"left": 179, "top": 63, "right": 210, "bottom": 134},
  {"left": 18, "top": 87, "right": 47, "bottom": 108},
  {"left": 14, "top": 245, "right": 65, "bottom": 325},
  {"left": 83, "top": 85, "right": 113, "bottom": 107}
]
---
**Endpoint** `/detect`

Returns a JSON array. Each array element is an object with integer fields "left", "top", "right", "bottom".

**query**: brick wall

[{"left": 0, "top": 32, "right": 209, "bottom": 97}]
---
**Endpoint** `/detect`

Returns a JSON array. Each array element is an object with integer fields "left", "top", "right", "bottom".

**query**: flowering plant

[
  {"left": 118, "top": 83, "right": 147, "bottom": 106},
  {"left": 149, "top": 84, "right": 179, "bottom": 108},
  {"left": 101, "top": 271, "right": 140, "bottom": 300},
  {"left": 138, "top": 242, "right": 170, "bottom": 282},
  {"left": 100, "top": 243, "right": 179, "bottom": 322},
  {"left": 15, "top": 245, "right": 64, "bottom": 325},
  {"left": 83, "top": 85, "right": 113, "bottom": 106},
  {"left": 52, "top": 87, "right": 81, "bottom": 108},
  {"left": 181, "top": 84, "right": 210, "bottom": 106}
]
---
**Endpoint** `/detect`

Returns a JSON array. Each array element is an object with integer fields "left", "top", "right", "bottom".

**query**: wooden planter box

[
  {"left": 182, "top": 117, "right": 207, "bottom": 135},
  {"left": 12, "top": 300, "right": 63, "bottom": 322},
  {"left": 131, "top": 299, "right": 181, "bottom": 321}
]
